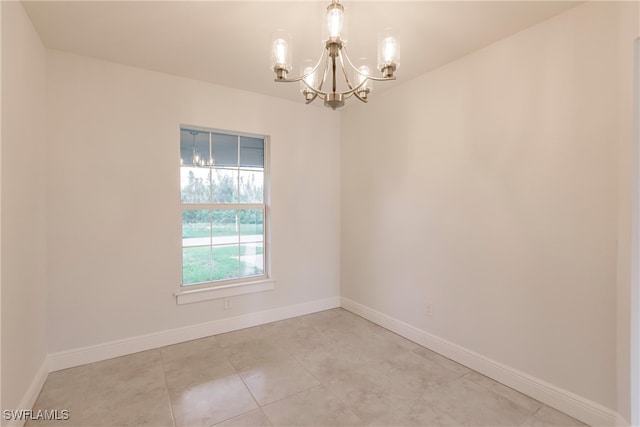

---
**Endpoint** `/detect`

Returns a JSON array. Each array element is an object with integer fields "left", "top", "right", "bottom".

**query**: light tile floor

[{"left": 28, "top": 308, "right": 586, "bottom": 427}]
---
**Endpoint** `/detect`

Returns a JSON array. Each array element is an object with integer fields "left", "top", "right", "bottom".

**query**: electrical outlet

[
  {"left": 424, "top": 301, "right": 433, "bottom": 318},
  {"left": 223, "top": 297, "right": 232, "bottom": 310}
]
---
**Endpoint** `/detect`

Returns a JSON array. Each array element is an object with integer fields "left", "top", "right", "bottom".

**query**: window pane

[
  {"left": 180, "top": 168, "right": 212, "bottom": 203},
  {"left": 240, "top": 137, "right": 264, "bottom": 168},
  {"left": 239, "top": 170, "right": 264, "bottom": 203},
  {"left": 241, "top": 243, "right": 264, "bottom": 277},
  {"left": 212, "top": 168, "right": 238, "bottom": 203},
  {"left": 212, "top": 133, "right": 238, "bottom": 167},
  {"left": 212, "top": 245, "right": 240, "bottom": 280},
  {"left": 180, "top": 129, "right": 210, "bottom": 167},
  {"left": 240, "top": 210, "right": 263, "bottom": 243},
  {"left": 183, "top": 246, "right": 212, "bottom": 285},
  {"left": 182, "top": 210, "right": 211, "bottom": 246},
  {"left": 212, "top": 209, "right": 238, "bottom": 241}
]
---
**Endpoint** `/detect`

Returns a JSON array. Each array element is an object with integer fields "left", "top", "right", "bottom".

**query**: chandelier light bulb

[
  {"left": 270, "top": 30, "right": 292, "bottom": 79},
  {"left": 274, "top": 39, "right": 288, "bottom": 66},
  {"left": 357, "top": 65, "right": 370, "bottom": 85},
  {"left": 377, "top": 29, "right": 400, "bottom": 78},
  {"left": 327, "top": 7, "right": 344, "bottom": 39},
  {"left": 299, "top": 60, "right": 317, "bottom": 101},
  {"left": 382, "top": 37, "right": 397, "bottom": 63},
  {"left": 358, "top": 64, "right": 371, "bottom": 92},
  {"left": 356, "top": 63, "right": 371, "bottom": 99}
]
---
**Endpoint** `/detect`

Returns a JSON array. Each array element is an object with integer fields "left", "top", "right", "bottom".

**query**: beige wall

[
  {"left": 1, "top": 0, "right": 48, "bottom": 414},
  {"left": 45, "top": 50, "right": 341, "bottom": 353},
  {"left": 616, "top": 2, "right": 640, "bottom": 423},
  {"left": 342, "top": 1, "right": 628, "bottom": 413}
]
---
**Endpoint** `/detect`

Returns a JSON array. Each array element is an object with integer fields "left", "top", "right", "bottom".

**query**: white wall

[
  {"left": 1, "top": 0, "right": 48, "bottom": 415},
  {"left": 45, "top": 50, "right": 341, "bottom": 353},
  {"left": 341, "top": 1, "right": 629, "bottom": 414},
  {"left": 616, "top": 2, "right": 640, "bottom": 424}
]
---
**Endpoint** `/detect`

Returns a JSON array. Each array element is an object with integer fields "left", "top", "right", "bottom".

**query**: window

[{"left": 179, "top": 127, "right": 268, "bottom": 288}]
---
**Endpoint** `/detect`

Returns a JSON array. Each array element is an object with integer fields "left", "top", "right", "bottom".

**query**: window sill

[{"left": 175, "top": 279, "right": 275, "bottom": 305}]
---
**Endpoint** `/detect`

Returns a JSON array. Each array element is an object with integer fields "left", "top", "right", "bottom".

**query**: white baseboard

[
  {"left": 49, "top": 296, "right": 340, "bottom": 372},
  {"left": 6, "top": 357, "right": 49, "bottom": 427},
  {"left": 340, "top": 297, "right": 618, "bottom": 427}
]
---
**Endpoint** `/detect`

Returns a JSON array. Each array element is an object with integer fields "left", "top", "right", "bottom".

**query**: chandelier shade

[{"left": 270, "top": 0, "right": 400, "bottom": 110}]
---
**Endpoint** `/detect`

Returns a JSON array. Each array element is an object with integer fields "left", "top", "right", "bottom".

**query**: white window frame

[{"left": 175, "top": 125, "right": 273, "bottom": 305}]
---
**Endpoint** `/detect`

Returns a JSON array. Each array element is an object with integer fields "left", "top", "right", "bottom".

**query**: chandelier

[
  {"left": 182, "top": 130, "right": 212, "bottom": 168},
  {"left": 270, "top": 0, "right": 400, "bottom": 110}
]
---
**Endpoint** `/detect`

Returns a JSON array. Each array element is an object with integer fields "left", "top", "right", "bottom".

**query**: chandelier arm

[
  {"left": 296, "top": 51, "right": 333, "bottom": 103},
  {"left": 339, "top": 47, "right": 359, "bottom": 87},
  {"left": 365, "top": 75, "right": 397, "bottom": 82},
  {"left": 353, "top": 91, "right": 368, "bottom": 103},
  {"left": 338, "top": 51, "right": 356, "bottom": 90},
  {"left": 300, "top": 54, "right": 332, "bottom": 97},
  {"left": 341, "top": 46, "right": 398, "bottom": 82},
  {"left": 300, "top": 53, "right": 330, "bottom": 96},
  {"left": 274, "top": 76, "right": 305, "bottom": 83},
  {"left": 317, "top": 52, "right": 328, "bottom": 93},
  {"left": 301, "top": 81, "right": 366, "bottom": 97},
  {"left": 339, "top": 53, "right": 367, "bottom": 103},
  {"left": 274, "top": 47, "right": 328, "bottom": 83},
  {"left": 341, "top": 75, "right": 369, "bottom": 96},
  {"left": 311, "top": 47, "right": 329, "bottom": 80}
]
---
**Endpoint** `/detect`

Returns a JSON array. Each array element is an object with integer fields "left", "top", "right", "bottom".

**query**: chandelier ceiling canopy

[{"left": 270, "top": 0, "right": 400, "bottom": 110}]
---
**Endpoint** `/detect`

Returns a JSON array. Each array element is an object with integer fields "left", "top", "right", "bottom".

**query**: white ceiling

[{"left": 23, "top": 1, "right": 580, "bottom": 105}]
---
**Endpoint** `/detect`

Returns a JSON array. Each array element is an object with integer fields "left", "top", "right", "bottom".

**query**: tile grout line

[
  {"left": 259, "top": 384, "right": 325, "bottom": 408},
  {"left": 216, "top": 328, "right": 273, "bottom": 426},
  {"left": 158, "top": 350, "right": 177, "bottom": 427},
  {"left": 517, "top": 405, "right": 544, "bottom": 426},
  {"left": 246, "top": 335, "right": 322, "bottom": 414}
]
